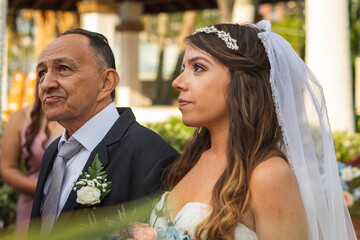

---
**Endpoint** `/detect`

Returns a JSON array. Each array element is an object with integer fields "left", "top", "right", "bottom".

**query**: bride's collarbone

[
  {"left": 166, "top": 176, "right": 215, "bottom": 219},
  {"left": 166, "top": 190, "right": 211, "bottom": 221},
  {"left": 166, "top": 187, "right": 256, "bottom": 233},
  {"left": 167, "top": 153, "right": 227, "bottom": 219}
]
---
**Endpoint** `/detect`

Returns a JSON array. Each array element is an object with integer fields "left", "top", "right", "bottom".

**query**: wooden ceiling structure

[{"left": 8, "top": 0, "right": 288, "bottom": 14}]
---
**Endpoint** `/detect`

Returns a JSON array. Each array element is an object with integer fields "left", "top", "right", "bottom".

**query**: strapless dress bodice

[{"left": 150, "top": 192, "right": 258, "bottom": 240}]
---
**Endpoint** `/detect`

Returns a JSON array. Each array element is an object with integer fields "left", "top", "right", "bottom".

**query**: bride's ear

[{"left": 97, "top": 68, "right": 119, "bottom": 101}]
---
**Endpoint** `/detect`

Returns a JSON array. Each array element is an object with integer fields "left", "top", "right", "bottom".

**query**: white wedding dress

[{"left": 150, "top": 192, "right": 258, "bottom": 240}]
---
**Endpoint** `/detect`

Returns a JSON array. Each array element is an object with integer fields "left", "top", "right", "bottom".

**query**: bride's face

[{"left": 172, "top": 45, "right": 231, "bottom": 129}]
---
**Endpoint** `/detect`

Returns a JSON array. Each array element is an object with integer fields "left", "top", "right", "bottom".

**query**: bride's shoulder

[
  {"left": 247, "top": 158, "right": 308, "bottom": 239},
  {"left": 251, "top": 156, "right": 293, "bottom": 182},
  {"left": 249, "top": 157, "right": 297, "bottom": 198}
]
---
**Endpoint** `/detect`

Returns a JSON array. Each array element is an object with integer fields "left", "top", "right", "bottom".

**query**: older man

[{"left": 30, "top": 29, "right": 178, "bottom": 234}]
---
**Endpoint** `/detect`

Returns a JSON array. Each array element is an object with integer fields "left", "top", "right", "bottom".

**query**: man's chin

[{"left": 44, "top": 112, "right": 62, "bottom": 122}]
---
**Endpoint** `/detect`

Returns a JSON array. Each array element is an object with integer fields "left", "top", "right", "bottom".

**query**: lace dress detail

[{"left": 150, "top": 192, "right": 258, "bottom": 240}]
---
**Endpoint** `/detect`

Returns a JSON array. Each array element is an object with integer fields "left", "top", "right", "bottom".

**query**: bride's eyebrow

[{"left": 187, "top": 56, "right": 213, "bottom": 66}]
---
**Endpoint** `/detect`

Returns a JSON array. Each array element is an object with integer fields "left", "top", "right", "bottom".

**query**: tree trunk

[
  {"left": 232, "top": 0, "right": 258, "bottom": 23},
  {"left": 34, "top": 10, "right": 79, "bottom": 59},
  {"left": 217, "top": 0, "right": 234, "bottom": 22},
  {"left": 153, "top": 13, "right": 169, "bottom": 104}
]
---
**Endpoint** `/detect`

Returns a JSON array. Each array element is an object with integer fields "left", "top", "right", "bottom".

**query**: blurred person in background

[{"left": 0, "top": 78, "right": 63, "bottom": 235}]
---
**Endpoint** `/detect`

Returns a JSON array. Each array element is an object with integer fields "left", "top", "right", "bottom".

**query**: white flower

[
  {"left": 73, "top": 154, "right": 111, "bottom": 206},
  {"left": 76, "top": 180, "right": 85, "bottom": 185},
  {"left": 87, "top": 180, "right": 95, "bottom": 187},
  {"left": 76, "top": 186, "right": 101, "bottom": 205},
  {"left": 341, "top": 167, "right": 354, "bottom": 182},
  {"left": 93, "top": 179, "right": 101, "bottom": 186},
  {"left": 353, "top": 167, "right": 360, "bottom": 178}
]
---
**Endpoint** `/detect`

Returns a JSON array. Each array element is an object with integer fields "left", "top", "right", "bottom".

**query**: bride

[{"left": 150, "top": 20, "right": 356, "bottom": 240}]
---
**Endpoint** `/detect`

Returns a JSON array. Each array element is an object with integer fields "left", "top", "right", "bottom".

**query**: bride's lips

[{"left": 178, "top": 98, "right": 192, "bottom": 109}]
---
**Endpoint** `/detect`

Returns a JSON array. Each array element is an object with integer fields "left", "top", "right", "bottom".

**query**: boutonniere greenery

[{"left": 73, "top": 153, "right": 112, "bottom": 206}]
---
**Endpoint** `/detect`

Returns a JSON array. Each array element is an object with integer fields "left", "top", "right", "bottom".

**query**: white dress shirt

[{"left": 43, "top": 103, "right": 119, "bottom": 216}]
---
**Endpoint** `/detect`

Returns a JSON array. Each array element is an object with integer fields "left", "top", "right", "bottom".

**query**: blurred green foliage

[
  {"left": 271, "top": 2, "right": 305, "bottom": 59},
  {"left": 0, "top": 127, "right": 17, "bottom": 230},
  {"left": 346, "top": 175, "right": 360, "bottom": 216},
  {"left": 146, "top": 117, "right": 194, "bottom": 153},
  {"left": 350, "top": 0, "right": 360, "bottom": 59},
  {"left": 0, "top": 176, "right": 17, "bottom": 229},
  {"left": 333, "top": 131, "right": 360, "bottom": 164}
]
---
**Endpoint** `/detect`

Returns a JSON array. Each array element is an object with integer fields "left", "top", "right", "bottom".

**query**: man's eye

[
  {"left": 60, "top": 65, "right": 70, "bottom": 71},
  {"left": 38, "top": 70, "right": 46, "bottom": 77}
]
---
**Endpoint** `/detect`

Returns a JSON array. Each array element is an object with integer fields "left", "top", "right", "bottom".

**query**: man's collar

[{"left": 58, "top": 103, "right": 119, "bottom": 152}]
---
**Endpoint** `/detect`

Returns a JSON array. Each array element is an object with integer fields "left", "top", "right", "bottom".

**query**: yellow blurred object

[
  {"left": 2, "top": 72, "right": 26, "bottom": 124},
  {"left": 22, "top": 71, "right": 37, "bottom": 107}
]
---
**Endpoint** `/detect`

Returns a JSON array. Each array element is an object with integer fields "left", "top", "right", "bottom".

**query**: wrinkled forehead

[
  {"left": 38, "top": 34, "right": 96, "bottom": 67},
  {"left": 39, "top": 34, "right": 92, "bottom": 60}
]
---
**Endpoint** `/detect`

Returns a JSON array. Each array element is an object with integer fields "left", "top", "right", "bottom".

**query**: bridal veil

[{"left": 255, "top": 20, "right": 356, "bottom": 240}]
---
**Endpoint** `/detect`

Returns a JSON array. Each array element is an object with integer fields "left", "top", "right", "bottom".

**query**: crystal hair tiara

[{"left": 193, "top": 26, "right": 239, "bottom": 50}]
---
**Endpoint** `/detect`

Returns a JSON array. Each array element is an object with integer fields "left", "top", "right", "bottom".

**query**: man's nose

[{"left": 39, "top": 70, "right": 59, "bottom": 92}]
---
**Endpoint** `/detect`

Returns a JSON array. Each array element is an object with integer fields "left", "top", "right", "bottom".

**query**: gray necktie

[{"left": 41, "top": 140, "right": 82, "bottom": 234}]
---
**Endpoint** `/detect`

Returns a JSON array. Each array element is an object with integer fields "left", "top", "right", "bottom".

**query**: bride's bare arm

[{"left": 249, "top": 157, "right": 308, "bottom": 240}]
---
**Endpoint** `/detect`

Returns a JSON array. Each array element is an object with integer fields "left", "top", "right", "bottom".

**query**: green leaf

[
  {"left": 88, "top": 168, "right": 96, "bottom": 178},
  {"left": 87, "top": 154, "right": 105, "bottom": 177},
  {"left": 101, "top": 189, "right": 112, "bottom": 200}
]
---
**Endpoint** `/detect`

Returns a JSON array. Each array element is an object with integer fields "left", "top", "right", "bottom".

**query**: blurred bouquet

[
  {"left": 338, "top": 162, "right": 360, "bottom": 214},
  {"left": 121, "top": 222, "right": 190, "bottom": 240},
  {"left": 91, "top": 199, "right": 192, "bottom": 240}
]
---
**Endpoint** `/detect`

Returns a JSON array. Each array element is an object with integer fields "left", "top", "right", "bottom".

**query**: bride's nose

[{"left": 172, "top": 72, "right": 187, "bottom": 91}]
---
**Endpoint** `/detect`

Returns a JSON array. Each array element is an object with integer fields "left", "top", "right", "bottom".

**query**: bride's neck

[{"left": 207, "top": 124, "right": 228, "bottom": 158}]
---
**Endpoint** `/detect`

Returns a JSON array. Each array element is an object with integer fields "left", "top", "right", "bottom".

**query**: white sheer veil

[{"left": 255, "top": 20, "right": 356, "bottom": 240}]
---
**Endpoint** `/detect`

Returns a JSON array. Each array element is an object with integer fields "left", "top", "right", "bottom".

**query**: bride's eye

[{"left": 193, "top": 64, "right": 205, "bottom": 72}]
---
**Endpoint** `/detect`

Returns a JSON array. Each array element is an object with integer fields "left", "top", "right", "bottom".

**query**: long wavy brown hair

[
  {"left": 167, "top": 23, "right": 286, "bottom": 239},
  {"left": 22, "top": 79, "right": 50, "bottom": 164}
]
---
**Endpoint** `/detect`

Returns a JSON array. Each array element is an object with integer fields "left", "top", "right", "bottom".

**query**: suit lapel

[{"left": 60, "top": 108, "right": 135, "bottom": 213}]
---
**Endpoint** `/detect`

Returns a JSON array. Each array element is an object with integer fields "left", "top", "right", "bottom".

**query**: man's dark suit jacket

[{"left": 30, "top": 107, "right": 179, "bottom": 230}]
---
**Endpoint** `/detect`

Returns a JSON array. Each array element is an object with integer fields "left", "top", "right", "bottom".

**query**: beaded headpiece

[{"left": 193, "top": 26, "right": 239, "bottom": 51}]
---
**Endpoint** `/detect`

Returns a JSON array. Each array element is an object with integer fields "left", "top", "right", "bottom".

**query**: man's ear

[{"left": 98, "top": 68, "right": 120, "bottom": 101}]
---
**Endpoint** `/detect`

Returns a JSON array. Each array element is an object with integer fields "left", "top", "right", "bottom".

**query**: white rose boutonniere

[
  {"left": 73, "top": 154, "right": 112, "bottom": 206},
  {"left": 77, "top": 186, "right": 101, "bottom": 205}
]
